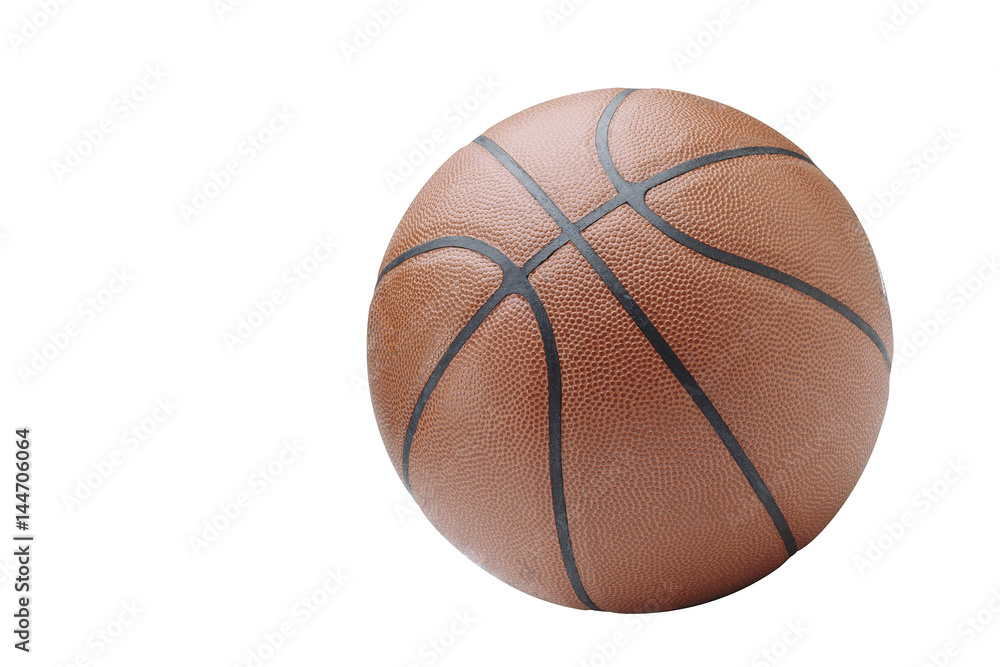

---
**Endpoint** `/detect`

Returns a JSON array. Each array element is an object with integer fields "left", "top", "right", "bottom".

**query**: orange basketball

[{"left": 368, "top": 88, "right": 892, "bottom": 613}]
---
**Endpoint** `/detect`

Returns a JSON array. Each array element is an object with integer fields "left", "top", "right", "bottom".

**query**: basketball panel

[
  {"left": 583, "top": 207, "right": 890, "bottom": 547},
  {"left": 481, "top": 88, "right": 623, "bottom": 223},
  {"left": 380, "top": 142, "right": 565, "bottom": 273},
  {"left": 368, "top": 248, "right": 503, "bottom": 480},
  {"left": 529, "top": 240, "right": 790, "bottom": 613},
  {"left": 608, "top": 88, "right": 806, "bottom": 183},
  {"left": 407, "top": 295, "right": 585, "bottom": 609},
  {"left": 643, "top": 154, "right": 893, "bottom": 360}
]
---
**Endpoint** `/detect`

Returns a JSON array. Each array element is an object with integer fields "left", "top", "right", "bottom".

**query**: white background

[{"left": 2, "top": 0, "right": 998, "bottom": 665}]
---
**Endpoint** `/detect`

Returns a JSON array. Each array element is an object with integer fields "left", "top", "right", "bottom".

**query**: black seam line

[
  {"left": 596, "top": 88, "right": 637, "bottom": 191},
  {"left": 519, "top": 279, "right": 601, "bottom": 611},
  {"left": 385, "top": 235, "right": 601, "bottom": 612},
  {"left": 378, "top": 236, "right": 518, "bottom": 286},
  {"left": 475, "top": 134, "right": 800, "bottom": 557},
  {"left": 401, "top": 285, "right": 507, "bottom": 492}
]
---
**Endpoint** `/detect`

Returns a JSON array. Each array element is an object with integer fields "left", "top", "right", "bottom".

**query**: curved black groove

[
  {"left": 380, "top": 234, "right": 601, "bottom": 611},
  {"left": 595, "top": 88, "right": 636, "bottom": 191},
  {"left": 377, "top": 236, "right": 516, "bottom": 285},
  {"left": 475, "top": 134, "right": 799, "bottom": 557},
  {"left": 400, "top": 286, "right": 507, "bottom": 492},
  {"left": 635, "top": 146, "right": 814, "bottom": 192},
  {"left": 519, "top": 286, "right": 601, "bottom": 611}
]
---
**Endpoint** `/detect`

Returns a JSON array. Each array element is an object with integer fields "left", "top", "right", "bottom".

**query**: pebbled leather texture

[{"left": 368, "top": 88, "right": 892, "bottom": 613}]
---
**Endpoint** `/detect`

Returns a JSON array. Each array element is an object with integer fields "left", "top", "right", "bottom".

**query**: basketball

[{"left": 368, "top": 88, "right": 892, "bottom": 613}]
